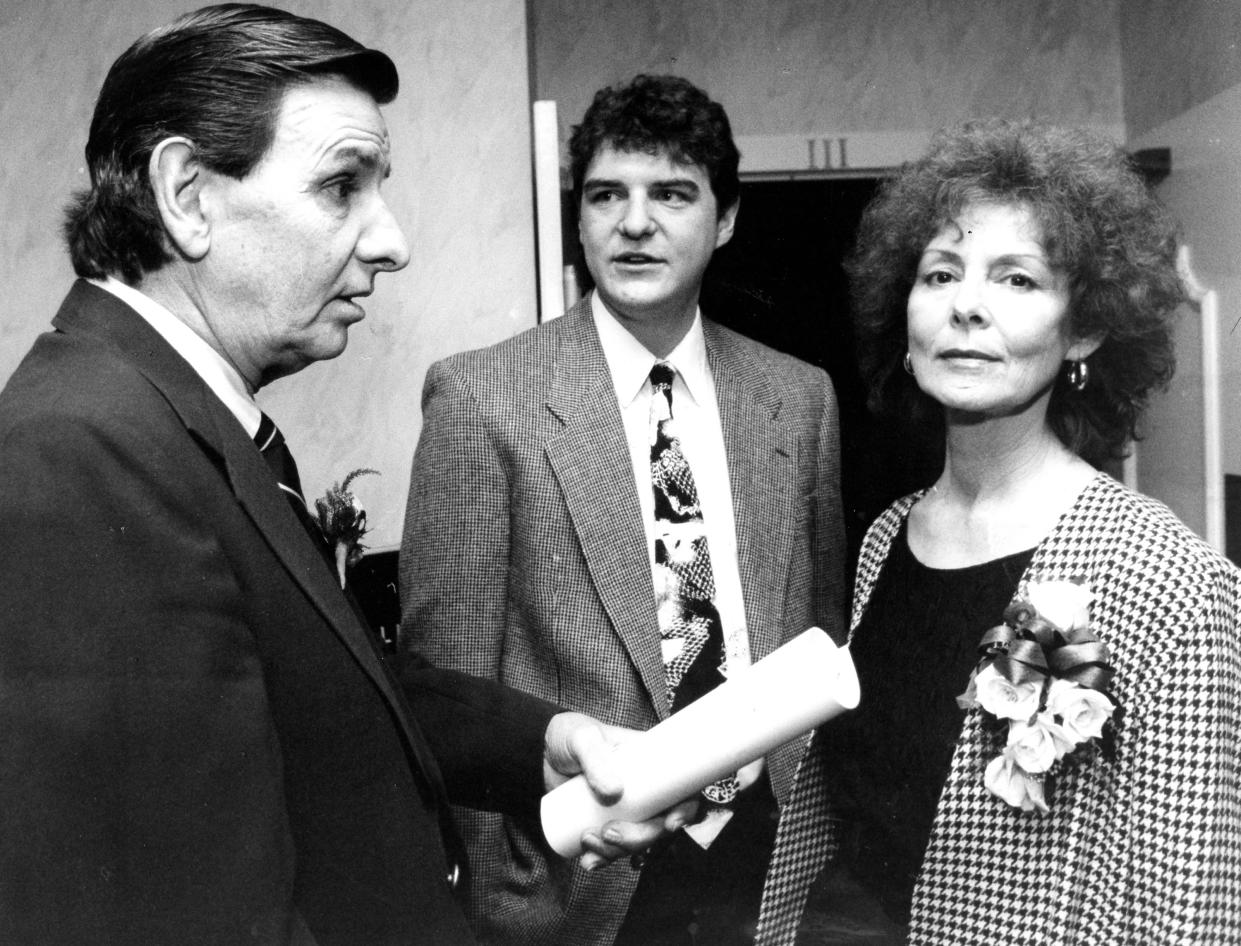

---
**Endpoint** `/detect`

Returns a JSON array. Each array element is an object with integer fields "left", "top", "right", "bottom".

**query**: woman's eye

[
  {"left": 922, "top": 269, "right": 954, "bottom": 285},
  {"left": 1006, "top": 273, "right": 1037, "bottom": 289}
]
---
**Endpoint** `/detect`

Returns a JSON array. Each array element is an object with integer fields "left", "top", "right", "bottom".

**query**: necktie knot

[
  {"left": 254, "top": 412, "right": 305, "bottom": 507},
  {"left": 254, "top": 411, "right": 283, "bottom": 453},
  {"left": 649, "top": 361, "right": 676, "bottom": 391}
]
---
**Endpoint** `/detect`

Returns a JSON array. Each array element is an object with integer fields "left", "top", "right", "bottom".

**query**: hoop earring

[
  {"left": 1067, "top": 359, "right": 1089, "bottom": 391},
  {"left": 903, "top": 352, "right": 914, "bottom": 376}
]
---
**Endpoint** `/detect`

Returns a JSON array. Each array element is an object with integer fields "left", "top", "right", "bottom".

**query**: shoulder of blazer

[
  {"left": 702, "top": 317, "right": 834, "bottom": 420},
  {"left": 427, "top": 298, "right": 608, "bottom": 425},
  {"left": 1034, "top": 473, "right": 1238, "bottom": 598},
  {"left": 437, "top": 298, "right": 595, "bottom": 376},
  {"left": 30, "top": 281, "right": 234, "bottom": 461}
]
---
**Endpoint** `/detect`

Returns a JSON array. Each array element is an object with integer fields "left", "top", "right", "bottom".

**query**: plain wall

[
  {"left": 532, "top": 0, "right": 1125, "bottom": 152},
  {"left": 0, "top": 0, "right": 537, "bottom": 552},
  {"left": 1122, "top": 0, "right": 1241, "bottom": 138}
]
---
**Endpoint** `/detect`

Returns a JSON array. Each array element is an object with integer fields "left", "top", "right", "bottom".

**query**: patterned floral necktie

[
  {"left": 752, "top": 730, "right": 834, "bottom": 944},
  {"left": 649, "top": 361, "right": 738, "bottom": 806}
]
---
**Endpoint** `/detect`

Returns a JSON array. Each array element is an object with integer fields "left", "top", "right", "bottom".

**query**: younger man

[{"left": 401, "top": 74, "right": 846, "bottom": 945}]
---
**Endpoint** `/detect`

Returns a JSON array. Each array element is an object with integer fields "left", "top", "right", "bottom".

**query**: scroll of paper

[{"left": 541, "top": 627, "right": 859, "bottom": 857}]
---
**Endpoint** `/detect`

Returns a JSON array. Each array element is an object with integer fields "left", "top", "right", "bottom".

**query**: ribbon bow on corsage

[{"left": 958, "top": 579, "right": 1117, "bottom": 813}]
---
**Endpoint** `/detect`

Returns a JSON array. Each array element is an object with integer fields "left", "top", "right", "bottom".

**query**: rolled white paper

[{"left": 541, "top": 627, "right": 859, "bottom": 857}]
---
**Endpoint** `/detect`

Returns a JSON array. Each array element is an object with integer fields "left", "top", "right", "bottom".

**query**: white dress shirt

[
  {"left": 590, "top": 292, "right": 752, "bottom": 670},
  {"left": 90, "top": 276, "right": 261, "bottom": 437},
  {"left": 591, "top": 293, "right": 762, "bottom": 830}
]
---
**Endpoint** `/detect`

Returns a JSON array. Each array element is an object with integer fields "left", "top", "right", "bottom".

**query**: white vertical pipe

[
  {"left": 1200, "top": 289, "right": 1224, "bottom": 551},
  {"left": 562, "top": 264, "right": 581, "bottom": 310},
  {"left": 1178, "top": 245, "right": 1224, "bottom": 551},
  {"left": 533, "top": 101, "right": 565, "bottom": 321}
]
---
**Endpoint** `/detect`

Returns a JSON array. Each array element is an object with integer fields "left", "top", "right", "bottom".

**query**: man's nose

[
  {"left": 360, "top": 199, "right": 410, "bottom": 272},
  {"left": 619, "top": 195, "right": 656, "bottom": 238}
]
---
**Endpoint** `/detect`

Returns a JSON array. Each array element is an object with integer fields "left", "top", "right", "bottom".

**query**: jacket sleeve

[
  {"left": 400, "top": 357, "right": 510, "bottom": 681},
  {"left": 1121, "top": 560, "right": 1241, "bottom": 943},
  {"left": 399, "top": 357, "right": 564, "bottom": 816},
  {"left": 810, "top": 371, "right": 848, "bottom": 646},
  {"left": 401, "top": 654, "right": 559, "bottom": 817},
  {"left": 0, "top": 400, "right": 304, "bottom": 944}
]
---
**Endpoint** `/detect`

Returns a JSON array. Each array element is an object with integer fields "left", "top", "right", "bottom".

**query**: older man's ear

[{"left": 149, "top": 137, "right": 210, "bottom": 262}]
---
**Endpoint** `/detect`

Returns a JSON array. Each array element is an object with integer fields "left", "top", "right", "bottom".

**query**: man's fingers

[
  {"left": 661, "top": 798, "right": 699, "bottom": 831},
  {"left": 570, "top": 722, "right": 625, "bottom": 802}
]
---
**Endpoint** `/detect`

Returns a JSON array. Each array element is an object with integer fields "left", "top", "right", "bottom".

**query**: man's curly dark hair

[
  {"left": 847, "top": 118, "right": 1185, "bottom": 467},
  {"left": 568, "top": 74, "right": 740, "bottom": 216}
]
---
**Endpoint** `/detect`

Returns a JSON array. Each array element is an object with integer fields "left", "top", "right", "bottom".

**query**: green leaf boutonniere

[{"left": 314, "top": 468, "right": 378, "bottom": 588}]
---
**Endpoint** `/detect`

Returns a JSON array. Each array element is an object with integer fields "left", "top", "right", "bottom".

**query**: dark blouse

[{"left": 825, "top": 520, "right": 1034, "bottom": 925}]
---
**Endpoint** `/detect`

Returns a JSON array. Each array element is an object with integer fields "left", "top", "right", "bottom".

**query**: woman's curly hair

[{"left": 847, "top": 118, "right": 1185, "bottom": 467}]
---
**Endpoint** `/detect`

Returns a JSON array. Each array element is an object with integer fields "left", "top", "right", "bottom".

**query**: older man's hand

[{"left": 543, "top": 711, "right": 699, "bottom": 871}]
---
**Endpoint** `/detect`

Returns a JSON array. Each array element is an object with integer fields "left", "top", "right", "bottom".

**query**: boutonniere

[
  {"left": 957, "top": 578, "right": 1117, "bottom": 813},
  {"left": 314, "top": 468, "right": 378, "bottom": 588}
]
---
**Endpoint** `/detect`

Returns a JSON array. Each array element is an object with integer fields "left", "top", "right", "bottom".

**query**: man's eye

[
  {"left": 324, "top": 176, "right": 359, "bottom": 201},
  {"left": 657, "top": 189, "right": 690, "bottom": 204}
]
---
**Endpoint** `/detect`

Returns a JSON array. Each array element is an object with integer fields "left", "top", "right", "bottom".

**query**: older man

[{"left": 0, "top": 7, "right": 680, "bottom": 945}]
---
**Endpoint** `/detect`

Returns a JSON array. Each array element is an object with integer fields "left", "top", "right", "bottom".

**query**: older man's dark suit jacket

[
  {"left": 0, "top": 280, "right": 558, "bottom": 946},
  {"left": 400, "top": 297, "right": 848, "bottom": 945}
]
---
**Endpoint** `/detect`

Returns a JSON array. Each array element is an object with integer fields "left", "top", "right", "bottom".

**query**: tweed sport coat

[
  {"left": 0, "top": 281, "right": 559, "bottom": 946},
  {"left": 400, "top": 296, "right": 848, "bottom": 946},
  {"left": 757, "top": 472, "right": 1241, "bottom": 946}
]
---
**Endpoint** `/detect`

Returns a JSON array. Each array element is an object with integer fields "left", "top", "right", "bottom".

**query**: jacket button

[{"left": 446, "top": 862, "right": 461, "bottom": 890}]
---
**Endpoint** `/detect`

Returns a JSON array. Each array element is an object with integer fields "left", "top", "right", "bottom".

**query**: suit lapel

[
  {"left": 219, "top": 419, "right": 415, "bottom": 722},
  {"left": 704, "top": 321, "right": 799, "bottom": 665},
  {"left": 543, "top": 302, "right": 668, "bottom": 716},
  {"left": 53, "top": 282, "right": 438, "bottom": 785}
]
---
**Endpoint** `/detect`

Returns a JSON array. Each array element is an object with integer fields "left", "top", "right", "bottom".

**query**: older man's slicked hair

[{"left": 63, "top": 3, "right": 397, "bottom": 284}]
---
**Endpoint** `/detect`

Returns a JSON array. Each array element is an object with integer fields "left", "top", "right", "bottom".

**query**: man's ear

[
  {"left": 715, "top": 198, "right": 739, "bottom": 250},
  {"left": 149, "top": 137, "right": 210, "bottom": 261}
]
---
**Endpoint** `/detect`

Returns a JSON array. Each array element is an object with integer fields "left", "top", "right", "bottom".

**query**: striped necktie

[{"left": 254, "top": 412, "right": 321, "bottom": 545}]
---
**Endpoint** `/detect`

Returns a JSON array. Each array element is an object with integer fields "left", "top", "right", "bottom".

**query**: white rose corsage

[
  {"left": 957, "top": 578, "right": 1117, "bottom": 814},
  {"left": 314, "top": 468, "right": 378, "bottom": 588}
]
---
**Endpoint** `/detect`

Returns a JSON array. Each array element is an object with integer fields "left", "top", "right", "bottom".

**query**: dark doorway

[{"left": 702, "top": 177, "right": 942, "bottom": 566}]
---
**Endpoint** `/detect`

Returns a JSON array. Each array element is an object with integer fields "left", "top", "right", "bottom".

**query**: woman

[{"left": 754, "top": 119, "right": 1241, "bottom": 946}]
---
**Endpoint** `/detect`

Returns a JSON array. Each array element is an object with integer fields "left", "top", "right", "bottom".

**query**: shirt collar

[
  {"left": 90, "top": 276, "right": 262, "bottom": 437},
  {"left": 590, "top": 291, "right": 711, "bottom": 408}
]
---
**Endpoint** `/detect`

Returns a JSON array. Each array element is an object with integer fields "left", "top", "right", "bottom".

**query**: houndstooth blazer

[
  {"left": 764, "top": 471, "right": 1241, "bottom": 945},
  {"left": 399, "top": 296, "right": 847, "bottom": 946}
]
